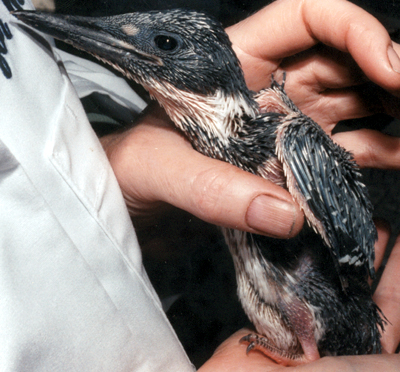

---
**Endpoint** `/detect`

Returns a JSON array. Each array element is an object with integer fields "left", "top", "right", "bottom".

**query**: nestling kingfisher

[{"left": 13, "top": 9, "right": 386, "bottom": 366}]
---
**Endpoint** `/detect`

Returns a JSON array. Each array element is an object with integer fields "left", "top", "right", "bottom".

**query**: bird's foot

[{"left": 240, "top": 333, "right": 318, "bottom": 367}]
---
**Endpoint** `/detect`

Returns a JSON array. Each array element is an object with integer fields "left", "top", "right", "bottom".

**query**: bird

[{"left": 13, "top": 9, "right": 386, "bottom": 366}]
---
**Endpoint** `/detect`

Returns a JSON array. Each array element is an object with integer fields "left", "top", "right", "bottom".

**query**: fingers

[
  {"left": 292, "top": 354, "right": 400, "bottom": 372},
  {"left": 289, "top": 88, "right": 375, "bottom": 132},
  {"left": 230, "top": 0, "right": 386, "bottom": 60},
  {"left": 373, "top": 220, "right": 392, "bottom": 271},
  {"left": 280, "top": 47, "right": 364, "bottom": 95},
  {"left": 332, "top": 130, "right": 400, "bottom": 169},
  {"left": 226, "top": 0, "right": 318, "bottom": 89},
  {"left": 198, "top": 328, "right": 281, "bottom": 372},
  {"left": 301, "top": 0, "right": 400, "bottom": 92},
  {"left": 101, "top": 105, "right": 304, "bottom": 239},
  {"left": 373, "top": 234, "right": 400, "bottom": 353},
  {"left": 227, "top": 0, "right": 400, "bottom": 93},
  {"left": 276, "top": 49, "right": 376, "bottom": 127},
  {"left": 199, "top": 329, "right": 400, "bottom": 372}
]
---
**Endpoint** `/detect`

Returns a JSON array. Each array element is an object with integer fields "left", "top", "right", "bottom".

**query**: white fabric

[
  {"left": 57, "top": 48, "right": 147, "bottom": 113},
  {"left": 0, "top": 2, "right": 194, "bottom": 371}
]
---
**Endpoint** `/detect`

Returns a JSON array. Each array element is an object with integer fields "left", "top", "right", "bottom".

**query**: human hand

[
  {"left": 198, "top": 329, "right": 400, "bottom": 372},
  {"left": 100, "top": 104, "right": 304, "bottom": 238},
  {"left": 198, "top": 222, "right": 400, "bottom": 371},
  {"left": 226, "top": 0, "right": 400, "bottom": 170},
  {"left": 373, "top": 227, "right": 400, "bottom": 354}
]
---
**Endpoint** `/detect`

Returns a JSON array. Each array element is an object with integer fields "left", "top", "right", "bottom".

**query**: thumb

[{"left": 101, "top": 106, "right": 304, "bottom": 239}]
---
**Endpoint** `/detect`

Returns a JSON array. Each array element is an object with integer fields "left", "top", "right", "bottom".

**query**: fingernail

[
  {"left": 388, "top": 46, "right": 400, "bottom": 73},
  {"left": 246, "top": 195, "right": 297, "bottom": 238}
]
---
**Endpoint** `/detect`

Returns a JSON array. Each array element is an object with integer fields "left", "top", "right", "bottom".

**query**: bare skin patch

[{"left": 121, "top": 24, "right": 139, "bottom": 36}]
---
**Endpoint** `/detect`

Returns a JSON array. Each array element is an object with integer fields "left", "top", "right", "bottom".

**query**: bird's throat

[{"left": 147, "top": 81, "right": 258, "bottom": 142}]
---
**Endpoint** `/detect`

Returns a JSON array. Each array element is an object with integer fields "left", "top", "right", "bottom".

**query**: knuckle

[
  {"left": 190, "top": 166, "right": 238, "bottom": 223},
  {"left": 348, "top": 130, "right": 379, "bottom": 168},
  {"left": 360, "top": 139, "right": 379, "bottom": 167}
]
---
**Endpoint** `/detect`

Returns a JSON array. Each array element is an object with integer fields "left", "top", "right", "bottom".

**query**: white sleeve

[
  {"left": 56, "top": 48, "right": 147, "bottom": 113},
  {"left": 0, "top": 2, "right": 195, "bottom": 371}
]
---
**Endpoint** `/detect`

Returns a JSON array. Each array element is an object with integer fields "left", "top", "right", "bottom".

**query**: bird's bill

[{"left": 12, "top": 11, "right": 161, "bottom": 68}]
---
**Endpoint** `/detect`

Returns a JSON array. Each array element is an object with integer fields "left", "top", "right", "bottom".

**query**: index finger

[
  {"left": 227, "top": 0, "right": 400, "bottom": 92},
  {"left": 373, "top": 235, "right": 400, "bottom": 353},
  {"left": 198, "top": 329, "right": 282, "bottom": 372}
]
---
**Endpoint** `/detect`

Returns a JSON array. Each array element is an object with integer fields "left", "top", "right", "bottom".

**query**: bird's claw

[
  {"left": 239, "top": 333, "right": 310, "bottom": 366},
  {"left": 239, "top": 334, "right": 256, "bottom": 355}
]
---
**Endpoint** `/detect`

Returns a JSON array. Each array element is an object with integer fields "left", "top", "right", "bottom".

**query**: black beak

[{"left": 12, "top": 11, "right": 162, "bottom": 68}]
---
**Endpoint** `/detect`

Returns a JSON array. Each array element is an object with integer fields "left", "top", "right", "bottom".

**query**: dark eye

[{"left": 154, "top": 35, "right": 179, "bottom": 51}]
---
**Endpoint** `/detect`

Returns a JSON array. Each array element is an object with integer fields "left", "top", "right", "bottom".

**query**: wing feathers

[{"left": 275, "top": 115, "right": 376, "bottom": 284}]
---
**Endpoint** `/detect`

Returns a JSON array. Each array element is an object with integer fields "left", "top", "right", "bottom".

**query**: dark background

[{"left": 53, "top": 0, "right": 400, "bottom": 367}]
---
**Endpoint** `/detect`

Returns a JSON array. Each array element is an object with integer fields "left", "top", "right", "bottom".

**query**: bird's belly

[
  {"left": 237, "top": 271, "right": 302, "bottom": 353},
  {"left": 223, "top": 228, "right": 308, "bottom": 353}
]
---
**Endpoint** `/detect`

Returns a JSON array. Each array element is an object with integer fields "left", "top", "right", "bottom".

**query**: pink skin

[{"left": 241, "top": 297, "right": 320, "bottom": 366}]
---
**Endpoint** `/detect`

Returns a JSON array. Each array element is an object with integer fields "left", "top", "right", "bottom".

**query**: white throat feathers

[{"left": 146, "top": 80, "right": 258, "bottom": 141}]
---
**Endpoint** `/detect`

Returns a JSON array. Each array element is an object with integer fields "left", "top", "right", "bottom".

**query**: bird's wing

[
  {"left": 256, "top": 80, "right": 377, "bottom": 286},
  {"left": 275, "top": 113, "right": 377, "bottom": 285}
]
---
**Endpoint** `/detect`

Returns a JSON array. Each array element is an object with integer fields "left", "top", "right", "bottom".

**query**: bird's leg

[
  {"left": 240, "top": 333, "right": 308, "bottom": 366},
  {"left": 240, "top": 297, "right": 320, "bottom": 366}
]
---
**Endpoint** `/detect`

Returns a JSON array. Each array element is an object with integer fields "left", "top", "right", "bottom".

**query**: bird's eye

[{"left": 154, "top": 35, "right": 179, "bottom": 52}]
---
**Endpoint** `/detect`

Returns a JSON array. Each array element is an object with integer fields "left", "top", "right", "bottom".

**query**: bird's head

[{"left": 13, "top": 9, "right": 258, "bottom": 139}]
